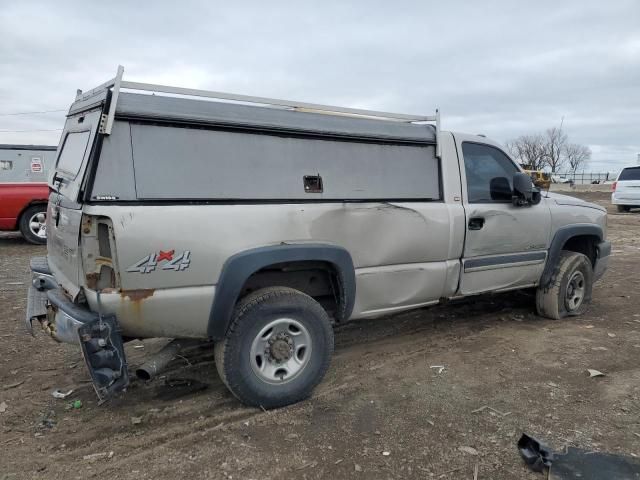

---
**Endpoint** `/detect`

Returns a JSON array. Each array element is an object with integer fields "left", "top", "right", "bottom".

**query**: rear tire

[
  {"left": 536, "top": 251, "right": 593, "bottom": 320},
  {"left": 214, "top": 287, "right": 334, "bottom": 409},
  {"left": 617, "top": 205, "right": 630, "bottom": 212},
  {"left": 19, "top": 204, "right": 47, "bottom": 245}
]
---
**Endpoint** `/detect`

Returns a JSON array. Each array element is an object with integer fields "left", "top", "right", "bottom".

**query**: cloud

[{"left": 1, "top": 0, "right": 638, "bottom": 170}]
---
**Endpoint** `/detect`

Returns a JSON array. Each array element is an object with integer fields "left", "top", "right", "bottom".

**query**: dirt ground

[{"left": 1, "top": 191, "right": 639, "bottom": 479}]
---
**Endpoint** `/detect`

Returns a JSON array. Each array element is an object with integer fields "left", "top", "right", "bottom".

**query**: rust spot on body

[
  {"left": 95, "top": 257, "right": 113, "bottom": 267},
  {"left": 85, "top": 272, "right": 99, "bottom": 290},
  {"left": 121, "top": 289, "right": 155, "bottom": 301}
]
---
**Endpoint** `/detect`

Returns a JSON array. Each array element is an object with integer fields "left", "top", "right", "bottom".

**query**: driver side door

[{"left": 455, "top": 135, "right": 551, "bottom": 295}]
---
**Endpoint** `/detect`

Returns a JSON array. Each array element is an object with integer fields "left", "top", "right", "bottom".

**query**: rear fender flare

[{"left": 207, "top": 244, "right": 356, "bottom": 339}]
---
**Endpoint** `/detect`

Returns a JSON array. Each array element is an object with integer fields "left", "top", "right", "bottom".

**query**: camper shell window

[
  {"left": 129, "top": 124, "right": 441, "bottom": 201},
  {"left": 57, "top": 131, "right": 91, "bottom": 177}
]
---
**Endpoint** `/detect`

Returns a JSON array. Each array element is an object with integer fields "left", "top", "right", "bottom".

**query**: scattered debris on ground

[
  {"left": 518, "top": 432, "right": 640, "bottom": 479},
  {"left": 459, "top": 446, "right": 479, "bottom": 456},
  {"left": 51, "top": 389, "right": 73, "bottom": 399}
]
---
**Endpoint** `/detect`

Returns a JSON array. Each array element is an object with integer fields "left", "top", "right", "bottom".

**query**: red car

[{"left": 0, "top": 144, "right": 56, "bottom": 244}]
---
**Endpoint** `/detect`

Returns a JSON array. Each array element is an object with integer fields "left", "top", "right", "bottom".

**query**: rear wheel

[
  {"left": 19, "top": 204, "right": 47, "bottom": 245},
  {"left": 536, "top": 250, "right": 593, "bottom": 320},
  {"left": 214, "top": 287, "right": 334, "bottom": 409}
]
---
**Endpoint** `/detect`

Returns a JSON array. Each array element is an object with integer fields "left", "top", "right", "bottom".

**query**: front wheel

[
  {"left": 617, "top": 205, "right": 630, "bottom": 213},
  {"left": 214, "top": 287, "right": 334, "bottom": 409},
  {"left": 19, "top": 204, "right": 47, "bottom": 245},
  {"left": 536, "top": 251, "right": 593, "bottom": 320}
]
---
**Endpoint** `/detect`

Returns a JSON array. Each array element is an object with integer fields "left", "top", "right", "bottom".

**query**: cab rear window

[
  {"left": 618, "top": 167, "right": 640, "bottom": 181},
  {"left": 56, "top": 131, "right": 91, "bottom": 177}
]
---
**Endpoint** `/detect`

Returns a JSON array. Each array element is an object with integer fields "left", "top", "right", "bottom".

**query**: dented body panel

[
  {"left": 83, "top": 286, "right": 215, "bottom": 338},
  {"left": 78, "top": 199, "right": 461, "bottom": 337}
]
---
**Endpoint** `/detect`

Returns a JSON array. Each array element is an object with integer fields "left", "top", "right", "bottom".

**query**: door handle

[{"left": 468, "top": 217, "right": 485, "bottom": 230}]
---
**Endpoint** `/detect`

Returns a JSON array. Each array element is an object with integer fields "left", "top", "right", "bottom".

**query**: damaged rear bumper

[{"left": 26, "top": 256, "right": 129, "bottom": 400}]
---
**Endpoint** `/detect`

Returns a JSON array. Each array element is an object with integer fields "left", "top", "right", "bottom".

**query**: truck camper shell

[{"left": 56, "top": 66, "right": 442, "bottom": 202}]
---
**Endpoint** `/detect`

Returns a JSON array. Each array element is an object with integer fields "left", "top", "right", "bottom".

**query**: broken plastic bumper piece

[
  {"left": 517, "top": 433, "right": 554, "bottom": 472},
  {"left": 26, "top": 256, "right": 129, "bottom": 401}
]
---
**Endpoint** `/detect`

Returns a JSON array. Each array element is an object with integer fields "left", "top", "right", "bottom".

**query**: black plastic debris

[
  {"left": 550, "top": 447, "right": 640, "bottom": 480},
  {"left": 518, "top": 433, "right": 640, "bottom": 479},
  {"left": 518, "top": 433, "right": 554, "bottom": 472}
]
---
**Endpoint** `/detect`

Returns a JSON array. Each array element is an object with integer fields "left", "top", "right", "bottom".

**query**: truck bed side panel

[{"left": 83, "top": 201, "right": 456, "bottom": 336}]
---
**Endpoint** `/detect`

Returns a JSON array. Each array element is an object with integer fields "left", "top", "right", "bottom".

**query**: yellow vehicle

[{"left": 523, "top": 168, "right": 551, "bottom": 190}]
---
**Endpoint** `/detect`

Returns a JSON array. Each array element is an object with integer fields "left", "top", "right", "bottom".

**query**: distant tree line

[{"left": 506, "top": 127, "right": 591, "bottom": 173}]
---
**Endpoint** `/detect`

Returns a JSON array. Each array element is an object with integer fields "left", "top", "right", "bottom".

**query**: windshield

[
  {"left": 618, "top": 167, "right": 640, "bottom": 181},
  {"left": 57, "top": 131, "right": 91, "bottom": 178}
]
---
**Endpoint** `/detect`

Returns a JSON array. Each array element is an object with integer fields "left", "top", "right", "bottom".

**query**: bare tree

[
  {"left": 505, "top": 134, "right": 547, "bottom": 170},
  {"left": 507, "top": 125, "right": 591, "bottom": 175},
  {"left": 563, "top": 143, "right": 591, "bottom": 173},
  {"left": 542, "top": 127, "right": 568, "bottom": 172}
]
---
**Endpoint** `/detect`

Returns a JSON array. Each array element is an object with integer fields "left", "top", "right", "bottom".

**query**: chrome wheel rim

[
  {"left": 566, "top": 270, "right": 585, "bottom": 311},
  {"left": 29, "top": 212, "right": 47, "bottom": 238},
  {"left": 250, "top": 318, "right": 312, "bottom": 384}
]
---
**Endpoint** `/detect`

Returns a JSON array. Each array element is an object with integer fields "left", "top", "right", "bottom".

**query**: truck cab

[{"left": 26, "top": 67, "right": 610, "bottom": 408}]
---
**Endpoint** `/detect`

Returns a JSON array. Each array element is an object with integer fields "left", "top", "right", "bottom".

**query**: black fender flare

[
  {"left": 207, "top": 243, "right": 356, "bottom": 339},
  {"left": 540, "top": 224, "right": 603, "bottom": 288}
]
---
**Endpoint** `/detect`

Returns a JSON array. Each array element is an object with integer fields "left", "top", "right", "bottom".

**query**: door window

[{"left": 462, "top": 142, "right": 519, "bottom": 203}]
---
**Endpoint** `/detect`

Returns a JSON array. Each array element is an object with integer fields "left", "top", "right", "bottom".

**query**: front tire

[
  {"left": 214, "top": 287, "right": 334, "bottom": 409},
  {"left": 617, "top": 205, "right": 630, "bottom": 213},
  {"left": 536, "top": 251, "right": 593, "bottom": 320},
  {"left": 19, "top": 204, "right": 47, "bottom": 245}
]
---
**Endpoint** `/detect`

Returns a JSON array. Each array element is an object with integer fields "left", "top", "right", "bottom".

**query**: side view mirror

[
  {"left": 513, "top": 172, "right": 541, "bottom": 206},
  {"left": 490, "top": 177, "right": 512, "bottom": 201}
]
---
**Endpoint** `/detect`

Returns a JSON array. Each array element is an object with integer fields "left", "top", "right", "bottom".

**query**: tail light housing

[
  {"left": 612, "top": 181, "right": 617, "bottom": 192},
  {"left": 81, "top": 214, "right": 119, "bottom": 291}
]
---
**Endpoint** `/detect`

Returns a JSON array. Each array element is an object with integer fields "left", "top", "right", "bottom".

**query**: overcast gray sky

[{"left": 1, "top": 0, "right": 638, "bottom": 171}]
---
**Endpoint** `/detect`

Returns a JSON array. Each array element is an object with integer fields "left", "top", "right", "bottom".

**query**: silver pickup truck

[{"left": 26, "top": 67, "right": 610, "bottom": 408}]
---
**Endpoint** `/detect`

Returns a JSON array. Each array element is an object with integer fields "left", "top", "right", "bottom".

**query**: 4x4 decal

[{"left": 126, "top": 250, "right": 191, "bottom": 274}]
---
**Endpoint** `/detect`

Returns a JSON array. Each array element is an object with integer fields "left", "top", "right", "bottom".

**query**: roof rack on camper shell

[
  {"left": 0, "top": 144, "right": 57, "bottom": 151},
  {"left": 72, "top": 65, "right": 442, "bottom": 156}
]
